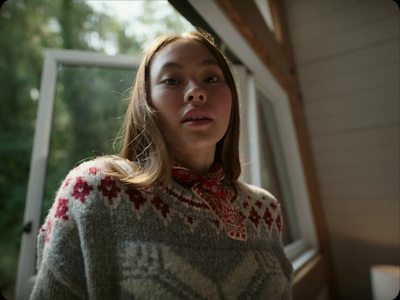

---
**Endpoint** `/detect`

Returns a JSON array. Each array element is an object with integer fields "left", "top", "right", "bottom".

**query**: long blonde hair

[{"left": 107, "top": 30, "right": 241, "bottom": 187}]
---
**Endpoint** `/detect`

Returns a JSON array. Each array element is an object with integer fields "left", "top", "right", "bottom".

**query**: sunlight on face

[{"left": 149, "top": 39, "right": 232, "bottom": 161}]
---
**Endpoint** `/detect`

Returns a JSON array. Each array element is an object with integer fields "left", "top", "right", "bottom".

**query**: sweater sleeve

[{"left": 30, "top": 164, "right": 92, "bottom": 300}]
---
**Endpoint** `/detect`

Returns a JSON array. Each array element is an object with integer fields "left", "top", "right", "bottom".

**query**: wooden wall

[{"left": 283, "top": 0, "right": 399, "bottom": 298}]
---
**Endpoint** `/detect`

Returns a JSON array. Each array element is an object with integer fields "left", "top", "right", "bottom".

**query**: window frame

[
  {"left": 188, "top": 0, "right": 319, "bottom": 265},
  {"left": 16, "top": 50, "right": 141, "bottom": 300}
]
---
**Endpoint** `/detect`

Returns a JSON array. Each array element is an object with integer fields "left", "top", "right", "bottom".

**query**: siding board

[
  {"left": 322, "top": 196, "right": 399, "bottom": 214},
  {"left": 298, "top": 39, "right": 399, "bottom": 85},
  {"left": 320, "top": 180, "right": 398, "bottom": 199},
  {"left": 310, "top": 126, "right": 399, "bottom": 154},
  {"left": 301, "top": 63, "right": 398, "bottom": 102},
  {"left": 307, "top": 101, "right": 399, "bottom": 136},
  {"left": 326, "top": 213, "right": 399, "bottom": 247},
  {"left": 294, "top": 16, "right": 398, "bottom": 66},
  {"left": 314, "top": 144, "right": 399, "bottom": 167},
  {"left": 304, "top": 84, "right": 398, "bottom": 118},
  {"left": 284, "top": 1, "right": 399, "bottom": 298},
  {"left": 290, "top": 1, "right": 396, "bottom": 47},
  {"left": 317, "top": 162, "right": 399, "bottom": 185},
  {"left": 286, "top": 0, "right": 362, "bottom": 27}
]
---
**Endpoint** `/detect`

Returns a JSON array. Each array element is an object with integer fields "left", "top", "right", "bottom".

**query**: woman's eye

[
  {"left": 204, "top": 76, "right": 219, "bottom": 83},
  {"left": 163, "top": 78, "right": 178, "bottom": 85}
]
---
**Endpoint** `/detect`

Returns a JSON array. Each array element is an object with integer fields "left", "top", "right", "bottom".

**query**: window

[
  {"left": 187, "top": 0, "right": 319, "bottom": 268},
  {"left": 254, "top": 0, "right": 275, "bottom": 33},
  {"left": 16, "top": 50, "right": 141, "bottom": 300},
  {"left": 42, "top": 65, "right": 134, "bottom": 223},
  {"left": 257, "top": 91, "right": 301, "bottom": 246}
]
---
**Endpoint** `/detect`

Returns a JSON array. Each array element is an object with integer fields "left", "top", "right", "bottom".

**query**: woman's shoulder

[
  {"left": 53, "top": 156, "right": 136, "bottom": 209},
  {"left": 236, "top": 181, "right": 281, "bottom": 213},
  {"left": 237, "top": 181, "right": 278, "bottom": 204},
  {"left": 235, "top": 181, "right": 283, "bottom": 234},
  {"left": 66, "top": 156, "right": 133, "bottom": 179}
]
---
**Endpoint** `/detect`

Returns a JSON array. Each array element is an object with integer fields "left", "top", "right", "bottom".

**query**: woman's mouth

[{"left": 183, "top": 115, "right": 211, "bottom": 122}]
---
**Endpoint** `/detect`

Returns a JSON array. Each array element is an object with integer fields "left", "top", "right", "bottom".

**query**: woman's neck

[{"left": 172, "top": 148, "right": 215, "bottom": 175}]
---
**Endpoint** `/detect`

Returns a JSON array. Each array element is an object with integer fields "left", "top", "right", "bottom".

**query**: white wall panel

[
  {"left": 306, "top": 100, "right": 399, "bottom": 136},
  {"left": 284, "top": 0, "right": 399, "bottom": 298},
  {"left": 310, "top": 126, "right": 399, "bottom": 153},
  {"left": 314, "top": 144, "right": 399, "bottom": 167},
  {"left": 304, "top": 84, "right": 398, "bottom": 119},
  {"left": 298, "top": 40, "right": 399, "bottom": 85},
  {"left": 285, "top": 0, "right": 362, "bottom": 27},
  {"left": 290, "top": 1, "right": 396, "bottom": 47},
  {"left": 301, "top": 63, "right": 398, "bottom": 102},
  {"left": 294, "top": 16, "right": 398, "bottom": 66}
]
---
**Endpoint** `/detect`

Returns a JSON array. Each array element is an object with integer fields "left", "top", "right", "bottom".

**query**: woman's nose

[{"left": 184, "top": 83, "right": 206, "bottom": 103}]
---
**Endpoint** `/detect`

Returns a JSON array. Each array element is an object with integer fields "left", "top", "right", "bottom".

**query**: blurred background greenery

[{"left": 0, "top": 0, "right": 192, "bottom": 298}]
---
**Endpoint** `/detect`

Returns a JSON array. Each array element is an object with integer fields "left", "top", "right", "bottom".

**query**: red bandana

[{"left": 172, "top": 164, "right": 247, "bottom": 241}]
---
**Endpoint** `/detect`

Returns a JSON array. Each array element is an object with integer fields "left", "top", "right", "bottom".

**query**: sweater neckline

[{"left": 151, "top": 178, "right": 245, "bottom": 221}]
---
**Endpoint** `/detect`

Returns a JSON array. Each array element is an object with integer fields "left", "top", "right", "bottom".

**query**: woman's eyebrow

[
  {"left": 160, "top": 59, "right": 219, "bottom": 71},
  {"left": 201, "top": 59, "right": 219, "bottom": 66},
  {"left": 160, "top": 62, "right": 183, "bottom": 70}
]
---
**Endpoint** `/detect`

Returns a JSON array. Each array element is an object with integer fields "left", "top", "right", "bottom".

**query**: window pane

[
  {"left": 257, "top": 91, "right": 301, "bottom": 245},
  {"left": 42, "top": 66, "right": 134, "bottom": 221}
]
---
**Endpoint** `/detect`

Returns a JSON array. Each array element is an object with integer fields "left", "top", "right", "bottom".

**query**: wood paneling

[
  {"left": 298, "top": 40, "right": 399, "bottom": 85},
  {"left": 310, "top": 126, "right": 399, "bottom": 153},
  {"left": 285, "top": 0, "right": 399, "bottom": 298},
  {"left": 301, "top": 63, "right": 398, "bottom": 102},
  {"left": 314, "top": 143, "right": 399, "bottom": 168},
  {"left": 306, "top": 100, "right": 399, "bottom": 136},
  {"left": 304, "top": 84, "right": 398, "bottom": 118},
  {"left": 289, "top": 1, "right": 396, "bottom": 47},
  {"left": 294, "top": 16, "right": 398, "bottom": 66},
  {"left": 285, "top": 0, "right": 362, "bottom": 26},
  {"left": 320, "top": 180, "right": 399, "bottom": 200}
]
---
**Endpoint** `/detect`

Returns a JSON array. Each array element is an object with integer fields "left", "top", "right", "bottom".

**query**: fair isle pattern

[
  {"left": 32, "top": 159, "right": 293, "bottom": 300},
  {"left": 119, "top": 242, "right": 288, "bottom": 299}
]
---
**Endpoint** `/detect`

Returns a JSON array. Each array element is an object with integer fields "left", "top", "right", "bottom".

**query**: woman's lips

[
  {"left": 183, "top": 118, "right": 212, "bottom": 126},
  {"left": 182, "top": 115, "right": 212, "bottom": 122},
  {"left": 181, "top": 109, "right": 212, "bottom": 123}
]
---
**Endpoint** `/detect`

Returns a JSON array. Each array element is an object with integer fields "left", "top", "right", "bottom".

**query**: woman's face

[{"left": 149, "top": 39, "right": 232, "bottom": 159}]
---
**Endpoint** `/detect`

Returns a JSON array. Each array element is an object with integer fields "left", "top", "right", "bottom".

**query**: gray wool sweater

[{"left": 30, "top": 158, "right": 293, "bottom": 300}]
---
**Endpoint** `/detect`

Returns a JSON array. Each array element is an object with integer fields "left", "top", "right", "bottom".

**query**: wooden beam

[
  {"left": 217, "top": 0, "right": 297, "bottom": 94},
  {"left": 292, "top": 254, "right": 330, "bottom": 299}
]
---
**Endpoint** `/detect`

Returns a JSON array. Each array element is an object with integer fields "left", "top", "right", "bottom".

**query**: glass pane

[
  {"left": 257, "top": 92, "right": 301, "bottom": 245},
  {"left": 41, "top": 66, "right": 135, "bottom": 221}
]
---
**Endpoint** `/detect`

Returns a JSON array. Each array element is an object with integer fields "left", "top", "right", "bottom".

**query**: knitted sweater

[{"left": 30, "top": 158, "right": 293, "bottom": 300}]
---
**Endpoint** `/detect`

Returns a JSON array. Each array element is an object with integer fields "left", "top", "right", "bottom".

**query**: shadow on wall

[{"left": 330, "top": 233, "right": 399, "bottom": 300}]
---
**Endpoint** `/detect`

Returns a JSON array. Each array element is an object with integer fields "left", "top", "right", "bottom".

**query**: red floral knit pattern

[
  {"left": 55, "top": 198, "right": 69, "bottom": 221},
  {"left": 241, "top": 195, "right": 282, "bottom": 235},
  {"left": 42, "top": 161, "right": 283, "bottom": 245},
  {"left": 71, "top": 177, "right": 93, "bottom": 203},
  {"left": 151, "top": 196, "right": 172, "bottom": 223},
  {"left": 126, "top": 189, "right": 146, "bottom": 210},
  {"left": 97, "top": 176, "right": 121, "bottom": 205}
]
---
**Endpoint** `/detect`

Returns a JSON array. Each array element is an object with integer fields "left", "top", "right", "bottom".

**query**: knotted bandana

[{"left": 172, "top": 164, "right": 247, "bottom": 241}]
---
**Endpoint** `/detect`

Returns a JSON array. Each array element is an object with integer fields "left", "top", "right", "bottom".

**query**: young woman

[{"left": 31, "top": 30, "right": 293, "bottom": 299}]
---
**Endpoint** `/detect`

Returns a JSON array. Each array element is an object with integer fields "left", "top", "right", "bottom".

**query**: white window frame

[
  {"left": 189, "top": 0, "right": 319, "bottom": 267},
  {"left": 16, "top": 49, "right": 141, "bottom": 300}
]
